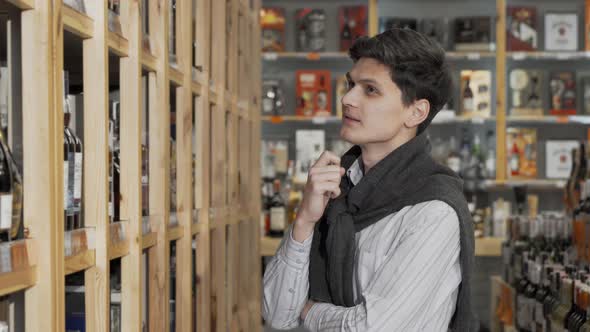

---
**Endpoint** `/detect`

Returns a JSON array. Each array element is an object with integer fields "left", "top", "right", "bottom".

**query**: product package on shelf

[
  {"left": 295, "top": 70, "right": 331, "bottom": 117},
  {"left": 261, "top": 140, "right": 289, "bottom": 176},
  {"left": 64, "top": 227, "right": 94, "bottom": 257},
  {"left": 546, "top": 140, "right": 579, "bottom": 179},
  {"left": 109, "top": 221, "right": 127, "bottom": 245},
  {"left": 545, "top": 12, "right": 578, "bottom": 51},
  {"left": 335, "top": 75, "right": 347, "bottom": 119},
  {"left": 454, "top": 17, "right": 495, "bottom": 51},
  {"left": 586, "top": 0, "right": 590, "bottom": 50},
  {"left": 260, "top": 7, "right": 286, "bottom": 52},
  {"left": 295, "top": 9, "right": 326, "bottom": 52},
  {"left": 549, "top": 71, "right": 576, "bottom": 116},
  {"left": 459, "top": 70, "right": 491, "bottom": 118},
  {"left": 262, "top": 79, "right": 285, "bottom": 116},
  {"left": 338, "top": 6, "right": 367, "bottom": 52},
  {"left": 63, "top": 0, "right": 86, "bottom": 13},
  {"left": 507, "top": 128, "right": 537, "bottom": 179},
  {"left": 295, "top": 130, "right": 325, "bottom": 184},
  {"left": 509, "top": 69, "right": 543, "bottom": 116},
  {"left": 378, "top": 17, "right": 417, "bottom": 33},
  {"left": 0, "top": 240, "right": 29, "bottom": 274},
  {"left": 419, "top": 18, "right": 450, "bottom": 50},
  {"left": 107, "top": 0, "right": 122, "bottom": 35},
  {"left": 507, "top": 6, "right": 538, "bottom": 51}
]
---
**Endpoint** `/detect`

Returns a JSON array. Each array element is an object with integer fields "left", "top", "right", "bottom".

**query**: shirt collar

[{"left": 346, "top": 158, "right": 364, "bottom": 186}]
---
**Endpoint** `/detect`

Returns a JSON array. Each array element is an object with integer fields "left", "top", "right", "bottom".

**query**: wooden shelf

[
  {"left": 142, "top": 232, "right": 158, "bottom": 250},
  {"left": 141, "top": 50, "right": 158, "bottom": 72},
  {"left": 261, "top": 115, "right": 342, "bottom": 124},
  {"left": 192, "top": 80, "right": 203, "bottom": 96},
  {"left": 7, "top": 0, "right": 34, "bottom": 10},
  {"left": 0, "top": 266, "right": 37, "bottom": 297},
  {"left": 167, "top": 225, "right": 184, "bottom": 242},
  {"left": 262, "top": 51, "right": 350, "bottom": 61},
  {"left": 260, "top": 236, "right": 281, "bottom": 257},
  {"left": 65, "top": 249, "right": 96, "bottom": 275},
  {"left": 482, "top": 179, "right": 566, "bottom": 190},
  {"left": 209, "top": 85, "right": 219, "bottom": 105},
  {"left": 107, "top": 31, "right": 129, "bottom": 57},
  {"left": 109, "top": 240, "right": 130, "bottom": 260},
  {"left": 192, "top": 222, "right": 206, "bottom": 236},
  {"left": 507, "top": 115, "right": 590, "bottom": 124},
  {"left": 62, "top": 5, "right": 94, "bottom": 39},
  {"left": 446, "top": 51, "right": 496, "bottom": 59},
  {"left": 169, "top": 65, "right": 184, "bottom": 86},
  {"left": 508, "top": 51, "right": 590, "bottom": 60}
]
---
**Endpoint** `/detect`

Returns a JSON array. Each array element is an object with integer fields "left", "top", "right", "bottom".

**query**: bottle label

[
  {"left": 463, "top": 98, "right": 473, "bottom": 112},
  {"left": 0, "top": 194, "right": 12, "bottom": 232},
  {"left": 142, "top": 175, "right": 148, "bottom": 185},
  {"left": 446, "top": 157, "right": 461, "bottom": 173},
  {"left": 73, "top": 152, "right": 83, "bottom": 211},
  {"left": 270, "top": 207, "right": 286, "bottom": 231},
  {"left": 67, "top": 152, "right": 75, "bottom": 214},
  {"left": 64, "top": 160, "right": 69, "bottom": 211},
  {"left": 510, "top": 155, "right": 519, "bottom": 172}
]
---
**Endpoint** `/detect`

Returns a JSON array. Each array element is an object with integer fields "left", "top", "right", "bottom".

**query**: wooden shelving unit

[{"left": 1, "top": 0, "right": 262, "bottom": 331}]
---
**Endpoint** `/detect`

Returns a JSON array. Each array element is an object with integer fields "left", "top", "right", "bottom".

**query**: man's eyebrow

[{"left": 346, "top": 72, "right": 381, "bottom": 87}]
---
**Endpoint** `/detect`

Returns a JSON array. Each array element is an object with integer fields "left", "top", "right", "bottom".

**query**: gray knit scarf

[{"left": 308, "top": 133, "right": 476, "bottom": 331}]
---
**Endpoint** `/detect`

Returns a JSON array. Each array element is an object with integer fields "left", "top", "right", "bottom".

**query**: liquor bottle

[
  {"left": 112, "top": 101, "right": 121, "bottom": 222},
  {"left": 0, "top": 137, "right": 12, "bottom": 242},
  {"left": 485, "top": 130, "right": 496, "bottom": 179},
  {"left": 462, "top": 78, "right": 474, "bottom": 114},
  {"left": 2, "top": 133, "right": 22, "bottom": 241},
  {"left": 169, "top": 0, "right": 177, "bottom": 62},
  {"left": 63, "top": 71, "right": 76, "bottom": 230},
  {"left": 567, "top": 147, "right": 581, "bottom": 214},
  {"left": 340, "top": 8, "right": 353, "bottom": 48},
  {"left": 269, "top": 179, "right": 286, "bottom": 237},
  {"left": 141, "top": 139, "right": 149, "bottom": 217},
  {"left": 445, "top": 136, "right": 461, "bottom": 174},
  {"left": 261, "top": 182, "right": 271, "bottom": 236},
  {"left": 108, "top": 101, "right": 115, "bottom": 222},
  {"left": 64, "top": 78, "right": 83, "bottom": 229},
  {"left": 510, "top": 139, "right": 521, "bottom": 177},
  {"left": 516, "top": 255, "right": 532, "bottom": 331}
]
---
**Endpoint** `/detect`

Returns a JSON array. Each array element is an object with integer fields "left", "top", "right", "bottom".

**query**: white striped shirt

[{"left": 263, "top": 159, "right": 462, "bottom": 331}]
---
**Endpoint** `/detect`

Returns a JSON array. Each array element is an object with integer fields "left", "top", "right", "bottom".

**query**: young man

[{"left": 263, "top": 28, "right": 475, "bottom": 331}]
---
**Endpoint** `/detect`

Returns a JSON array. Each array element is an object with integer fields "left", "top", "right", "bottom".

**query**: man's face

[{"left": 340, "top": 58, "right": 413, "bottom": 145}]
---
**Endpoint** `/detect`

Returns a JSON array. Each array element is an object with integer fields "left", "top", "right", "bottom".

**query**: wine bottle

[
  {"left": 268, "top": 179, "right": 285, "bottom": 237},
  {"left": 0, "top": 136, "right": 12, "bottom": 241},
  {"left": 462, "top": 78, "right": 474, "bottom": 114},
  {"left": 63, "top": 71, "right": 76, "bottom": 230}
]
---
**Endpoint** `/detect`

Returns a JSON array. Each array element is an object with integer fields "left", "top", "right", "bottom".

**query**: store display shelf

[
  {"left": 260, "top": 236, "right": 281, "bottom": 257},
  {"left": 65, "top": 227, "right": 95, "bottom": 258},
  {"left": 0, "top": 266, "right": 37, "bottom": 297},
  {"left": 141, "top": 50, "right": 158, "bottom": 72},
  {"left": 62, "top": 5, "right": 94, "bottom": 39},
  {"left": 65, "top": 249, "right": 95, "bottom": 275},
  {"left": 209, "top": 85, "right": 219, "bottom": 105},
  {"left": 109, "top": 221, "right": 129, "bottom": 260},
  {"left": 142, "top": 232, "right": 157, "bottom": 250},
  {"left": 508, "top": 51, "right": 590, "bottom": 60},
  {"left": 482, "top": 179, "right": 566, "bottom": 190},
  {"left": 169, "top": 65, "right": 184, "bottom": 86},
  {"left": 167, "top": 225, "right": 184, "bottom": 242},
  {"left": 107, "top": 31, "right": 129, "bottom": 57},
  {"left": 262, "top": 51, "right": 350, "bottom": 61},
  {"left": 431, "top": 115, "right": 494, "bottom": 125},
  {"left": 192, "top": 222, "right": 206, "bottom": 236},
  {"left": 446, "top": 51, "right": 496, "bottom": 60},
  {"left": 0, "top": 239, "right": 38, "bottom": 296},
  {"left": 507, "top": 115, "right": 590, "bottom": 124},
  {"left": 7, "top": 0, "right": 34, "bottom": 10}
]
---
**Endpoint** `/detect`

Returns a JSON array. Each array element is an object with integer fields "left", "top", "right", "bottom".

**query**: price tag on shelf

[
  {"left": 0, "top": 244, "right": 11, "bottom": 273},
  {"left": 556, "top": 52, "right": 572, "bottom": 60},
  {"left": 270, "top": 116, "right": 283, "bottom": 124},
  {"left": 306, "top": 52, "right": 321, "bottom": 61},
  {"left": 471, "top": 117, "right": 486, "bottom": 125},
  {"left": 311, "top": 116, "right": 327, "bottom": 125},
  {"left": 512, "top": 52, "right": 526, "bottom": 60},
  {"left": 466, "top": 52, "right": 481, "bottom": 60},
  {"left": 262, "top": 52, "right": 278, "bottom": 61}
]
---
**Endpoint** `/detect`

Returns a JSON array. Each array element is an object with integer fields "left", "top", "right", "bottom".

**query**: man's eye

[{"left": 365, "top": 85, "right": 378, "bottom": 95}]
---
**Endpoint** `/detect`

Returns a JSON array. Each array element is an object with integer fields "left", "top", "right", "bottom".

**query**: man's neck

[{"left": 360, "top": 131, "right": 416, "bottom": 173}]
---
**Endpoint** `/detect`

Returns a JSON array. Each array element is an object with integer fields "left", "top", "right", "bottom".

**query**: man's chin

[{"left": 339, "top": 129, "right": 363, "bottom": 145}]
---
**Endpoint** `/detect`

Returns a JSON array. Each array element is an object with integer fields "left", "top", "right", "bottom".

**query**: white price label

[
  {"left": 512, "top": 52, "right": 526, "bottom": 60},
  {"left": 263, "top": 52, "right": 278, "bottom": 61},
  {"left": 311, "top": 116, "right": 327, "bottom": 125},
  {"left": 466, "top": 52, "right": 481, "bottom": 60},
  {"left": 0, "top": 244, "right": 11, "bottom": 273}
]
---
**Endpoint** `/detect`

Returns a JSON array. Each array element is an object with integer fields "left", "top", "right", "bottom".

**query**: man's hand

[
  {"left": 293, "top": 151, "right": 345, "bottom": 242},
  {"left": 301, "top": 300, "right": 316, "bottom": 321}
]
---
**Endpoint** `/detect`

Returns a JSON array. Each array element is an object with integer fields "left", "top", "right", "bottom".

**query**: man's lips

[{"left": 343, "top": 114, "right": 360, "bottom": 122}]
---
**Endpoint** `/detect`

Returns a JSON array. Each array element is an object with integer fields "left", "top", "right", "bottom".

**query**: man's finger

[
  {"left": 313, "top": 151, "right": 340, "bottom": 168},
  {"left": 310, "top": 165, "right": 343, "bottom": 175}
]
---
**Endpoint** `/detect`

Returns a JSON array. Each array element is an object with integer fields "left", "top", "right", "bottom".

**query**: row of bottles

[
  {"left": 63, "top": 71, "right": 83, "bottom": 231},
  {"left": 109, "top": 98, "right": 121, "bottom": 224},
  {"left": 261, "top": 160, "right": 301, "bottom": 238}
]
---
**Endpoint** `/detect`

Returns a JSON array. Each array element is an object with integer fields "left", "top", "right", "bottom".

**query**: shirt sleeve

[
  {"left": 303, "top": 202, "right": 462, "bottom": 332},
  {"left": 262, "top": 225, "right": 313, "bottom": 329}
]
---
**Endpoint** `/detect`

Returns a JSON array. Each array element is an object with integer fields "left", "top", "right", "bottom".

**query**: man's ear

[{"left": 405, "top": 99, "right": 430, "bottom": 129}]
